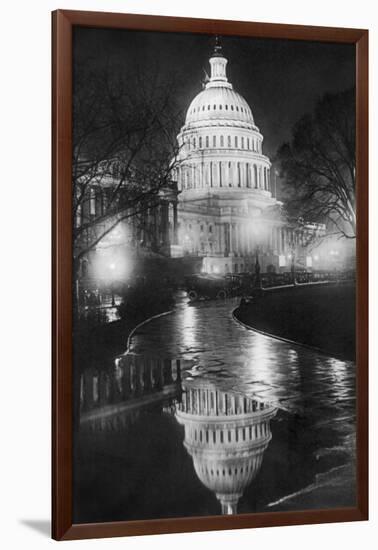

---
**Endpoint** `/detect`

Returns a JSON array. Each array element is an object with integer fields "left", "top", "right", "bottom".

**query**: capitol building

[
  {"left": 173, "top": 41, "right": 317, "bottom": 275},
  {"left": 176, "top": 382, "right": 277, "bottom": 515},
  {"left": 75, "top": 39, "right": 325, "bottom": 291}
]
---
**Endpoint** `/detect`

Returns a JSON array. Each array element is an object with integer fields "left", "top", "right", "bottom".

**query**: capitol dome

[
  {"left": 184, "top": 41, "right": 255, "bottom": 128},
  {"left": 173, "top": 38, "right": 280, "bottom": 276},
  {"left": 176, "top": 384, "right": 277, "bottom": 515},
  {"left": 185, "top": 87, "right": 255, "bottom": 127}
]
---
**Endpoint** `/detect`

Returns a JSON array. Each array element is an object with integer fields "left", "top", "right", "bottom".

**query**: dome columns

[
  {"left": 209, "top": 55, "right": 228, "bottom": 83},
  {"left": 178, "top": 159, "right": 271, "bottom": 192},
  {"left": 176, "top": 385, "right": 277, "bottom": 516}
]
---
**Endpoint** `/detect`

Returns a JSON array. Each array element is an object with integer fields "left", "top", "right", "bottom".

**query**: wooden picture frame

[{"left": 52, "top": 9, "right": 368, "bottom": 541}]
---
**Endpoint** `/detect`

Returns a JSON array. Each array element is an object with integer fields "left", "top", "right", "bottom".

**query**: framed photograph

[{"left": 52, "top": 10, "right": 368, "bottom": 541}]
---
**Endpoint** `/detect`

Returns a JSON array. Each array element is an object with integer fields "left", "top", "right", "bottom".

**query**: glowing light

[
  {"left": 180, "top": 301, "right": 199, "bottom": 351},
  {"left": 279, "top": 255, "right": 286, "bottom": 267},
  {"left": 92, "top": 250, "right": 132, "bottom": 282},
  {"left": 314, "top": 255, "right": 319, "bottom": 261}
]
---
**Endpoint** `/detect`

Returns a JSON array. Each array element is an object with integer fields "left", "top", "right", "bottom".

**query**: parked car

[{"left": 185, "top": 274, "right": 241, "bottom": 301}]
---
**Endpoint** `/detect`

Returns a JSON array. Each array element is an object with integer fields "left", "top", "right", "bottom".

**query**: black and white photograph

[{"left": 72, "top": 26, "right": 357, "bottom": 524}]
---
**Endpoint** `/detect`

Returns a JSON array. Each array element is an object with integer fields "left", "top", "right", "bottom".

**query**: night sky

[{"left": 73, "top": 27, "right": 355, "bottom": 160}]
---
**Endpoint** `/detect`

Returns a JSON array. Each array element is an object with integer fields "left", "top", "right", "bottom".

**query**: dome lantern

[{"left": 208, "top": 36, "right": 229, "bottom": 87}]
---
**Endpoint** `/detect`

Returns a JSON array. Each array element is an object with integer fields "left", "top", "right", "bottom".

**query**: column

[
  {"left": 218, "top": 223, "right": 224, "bottom": 255},
  {"left": 234, "top": 162, "right": 238, "bottom": 187},
  {"left": 172, "top": 202, "right": 178, "bottom": 244},
  {"left": 231, "top": 394, "right": 237, "bottom": 414},
  {"left": 235, "top": 224, "right": 241, "bottom": 256},
  {"left": 161, "top": 202, "right": 169, "bottom": 246},
  {"left": 240, "top": 224, "right": 245, "bottom": 255},
  {"left": 229, "top": 223, "right": 234, "bottom": 255}
]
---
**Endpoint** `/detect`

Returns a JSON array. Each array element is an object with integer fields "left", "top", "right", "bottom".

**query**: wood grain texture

[{"left": 51, "top": 9, "right": 369, "bottom": 541}]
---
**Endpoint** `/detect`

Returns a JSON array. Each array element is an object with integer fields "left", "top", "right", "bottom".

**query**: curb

[
  {"left": 231, "top": 308, "right": 349, "bottom": 361},
  {"left": 125, "top": 309, "right": 174, "bottom": 352}
]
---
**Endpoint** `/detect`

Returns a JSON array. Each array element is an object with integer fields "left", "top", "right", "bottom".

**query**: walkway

[
  {"left": 128, "top": 294, "right": 356, "bottom": 416},
  {"left": 128, "top": 294, "right": 356, "bottom": 509}
]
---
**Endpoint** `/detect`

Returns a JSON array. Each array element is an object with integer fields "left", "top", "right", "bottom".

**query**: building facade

[
  {"left": 75, "top": 168, "right": 180, "bottom": 289},
  {"left": 173, "top": 42, "right": 322, "bottom": 274},
  {"left": 176, "top": 382, "right": 277, "bottom": 515}
]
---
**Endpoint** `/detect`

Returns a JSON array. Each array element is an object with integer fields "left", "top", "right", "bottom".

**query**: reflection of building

[
  {"left": 173, "top": 42, "right": 324, "bottom": 274},
  {"left": 80, "top": 355, "right": 182, "bottom": 430},
  {"left": 176, "top": 383, "right": 277, "bottom": 514}
]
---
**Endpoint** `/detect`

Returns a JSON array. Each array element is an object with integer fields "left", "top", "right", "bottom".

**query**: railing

[
  {"left": 79, "top": 355, "right": 182, "bottom": 424},
  {"left": 261, "top": 269, "right": 355, "bottom": 288}
]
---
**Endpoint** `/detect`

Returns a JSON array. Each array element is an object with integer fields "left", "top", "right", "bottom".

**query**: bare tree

[
  {"left": 72, "top": 59, "right": 183, "bottom": 275},
  {"left": 277, "top": 88, "right": 355, "bottom": 239}
]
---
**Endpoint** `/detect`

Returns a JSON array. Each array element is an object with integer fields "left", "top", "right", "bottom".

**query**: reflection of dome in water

[{"left": 176, "top": 384, "right": 277, "bottom": 515}]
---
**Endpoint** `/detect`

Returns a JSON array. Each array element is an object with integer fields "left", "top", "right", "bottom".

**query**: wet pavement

[
  {"left": 129, "top": 293, "right": 356, "bottom": 418},
  {"left": 74, "top": 293, "right": 356, "bottom": 523}
]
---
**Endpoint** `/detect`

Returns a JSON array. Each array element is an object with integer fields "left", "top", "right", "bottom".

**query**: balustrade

[{"left": 80, "top": 356, "right": 181, "bottom": 413}]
